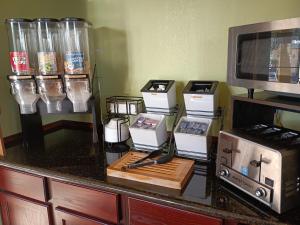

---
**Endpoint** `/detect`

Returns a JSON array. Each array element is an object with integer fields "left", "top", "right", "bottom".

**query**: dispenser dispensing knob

[
  {"left": 219, "top": 169, "right": 229, "bottom": 177},
  {"left": 255, "top": 187, "right": 267, "bottom": 198}
]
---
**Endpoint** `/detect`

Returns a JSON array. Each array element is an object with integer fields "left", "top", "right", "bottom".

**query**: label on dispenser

[
  {"left": 64, "top": 51, "right": 84, "bottom": 74},
  {"left": 10, "top": 51, "right": 30, "bottom": 74},
  {"left": 38, "top": 52, "right": 57, "bottom": 75}
]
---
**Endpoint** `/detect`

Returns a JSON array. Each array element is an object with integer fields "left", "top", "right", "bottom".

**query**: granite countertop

[{"left": 0, "top": 129, "right": 299, "bottom": 225}]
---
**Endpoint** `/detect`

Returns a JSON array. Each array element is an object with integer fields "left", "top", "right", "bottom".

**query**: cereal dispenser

[
  {"left": 5, "top": 18, "right": 39, "bottom": 114},
  {"left": 34, "top": 18, "right": 66, "bottom": 113},
  {"left": 4, "top": 17, "right": 101, "bottom": 153},
  {"left": 60, "top": 18, "right": 92, "bottom": 112}
]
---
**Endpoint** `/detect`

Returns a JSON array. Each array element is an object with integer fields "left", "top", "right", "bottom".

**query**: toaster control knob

[
  {"left": 219, "top": 169, "right": 229, "bottom": 177},
  {"left": 255, "top": 187, "right": 267, "bottom": 198}
]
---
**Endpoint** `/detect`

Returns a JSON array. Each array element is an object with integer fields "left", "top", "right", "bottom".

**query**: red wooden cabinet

[
  {"left": 0, "top": 192, "right": 51, "bottom": 225},
  {"left": 49, "top": 180, "right": 120, "bottom": 224},
  {"left": 55, "top": 207, "right": 110, "bottom": 225},
  {"left": 0, "top": 165, "right": 243, "bottom": 225},
  {"left": 127, "top": 197, "right": 223, "bottom": 225}
]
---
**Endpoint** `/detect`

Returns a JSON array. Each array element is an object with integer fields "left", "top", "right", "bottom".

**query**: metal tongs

[
  {"left": 122, "top": 149, "right": 164, "bottom": 170},
  {"left": 122, "top": 105, "right": 182, "bottom": 171}
]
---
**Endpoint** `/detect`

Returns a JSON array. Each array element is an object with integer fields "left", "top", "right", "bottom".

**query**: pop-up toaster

[{"left": 216, "top": 127, "right": 300, "bottom": 214}]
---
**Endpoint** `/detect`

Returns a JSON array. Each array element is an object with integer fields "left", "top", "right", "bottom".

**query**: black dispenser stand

[
  {"left": 20, "top": 97, "right": 102, "bottom": 151},
  {"left": 20, "top": 113, "right": 44, "bottom": 150},
  {"left": 19, "top": 72, "right": 102, "bottom": 155}
]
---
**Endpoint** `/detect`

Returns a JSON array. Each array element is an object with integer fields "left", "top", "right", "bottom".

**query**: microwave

[{"left": 227, "top": 17, "right": 300, "bottom": 95}]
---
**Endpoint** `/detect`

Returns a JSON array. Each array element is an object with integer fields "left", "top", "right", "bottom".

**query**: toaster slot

[
  {"left": 243, "top": 124, "right": 269, "bottom": 134},
  {"left": 218, "top": 137, "right": 235, "bottom": 167},
  {"left": 257, "top": 127, "right": 282, "bottom": 137}
]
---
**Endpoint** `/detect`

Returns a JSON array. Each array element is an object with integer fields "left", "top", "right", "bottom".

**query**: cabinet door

[
  {"left": 128, "top": 197, "right": 223, "bottom": 225},
  {"left": 55, "top": 207, "right": 109, "bottom": 225},
  {"left": 0, "top": 193, "right": 51, "bottom": 225}
]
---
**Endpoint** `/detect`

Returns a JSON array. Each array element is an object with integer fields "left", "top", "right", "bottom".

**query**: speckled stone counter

[{"left": 0, "top": 129, "right": 299, "bottom": 225}]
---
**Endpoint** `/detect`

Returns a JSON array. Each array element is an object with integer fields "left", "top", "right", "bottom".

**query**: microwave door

[
  {"left": 270, "top": 30, "right": 300, "bottom": 84},
  {"left": 237, "top": 29, "right": 300, "bottom": 84},
  {"left": 227, "top": 18, "right": 300, "bottom": 95}
]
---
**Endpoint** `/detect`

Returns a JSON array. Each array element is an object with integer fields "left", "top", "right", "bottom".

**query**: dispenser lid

[
  {"left": 60, "top": 17, "right": 92, "bottom": 25},
  {"left": 33, "top": 18, "right": 59, "bottom": 22},
  {"left": 183, "top": 80, "right": 219, "bottom": 95},
  {"left": 5, "top": 18, "right": 32, "bottom": 23},
  {"left": 60, "top": 17, "right": 85, "bottom": 22},
  {"left": 141, "top": 80, "right": 175, "bottom": 93}
]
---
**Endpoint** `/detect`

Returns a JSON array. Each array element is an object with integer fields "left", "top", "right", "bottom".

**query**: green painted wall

[
  {"left": 1, "top": 0, "right": 300, "bottom": 137},
  {"left": 87, "top": 0, "right": 300, "bottom": 129},
  {"left": 0, "top": 0, "right": 88, "bottom": 136}
]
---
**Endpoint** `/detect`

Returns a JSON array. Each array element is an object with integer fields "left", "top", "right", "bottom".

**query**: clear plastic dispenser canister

[
  {"left": 35, "top": 18, "right": 66, "bottom": 113},
  {"left": 5, "top": 18, "right": 39, "bottom": 114},
  {"left": 60, "top": 18, "right": 92, "bottom": 112}
]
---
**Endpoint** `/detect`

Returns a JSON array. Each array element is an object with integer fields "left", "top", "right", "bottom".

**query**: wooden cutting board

[{"left": 107, "top": 151, "right": 194, "bottom": 190}]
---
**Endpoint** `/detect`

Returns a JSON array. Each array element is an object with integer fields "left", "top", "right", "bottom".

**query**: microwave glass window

[{"left": 237, "top": 29, "right": 300, "bottom": 83}]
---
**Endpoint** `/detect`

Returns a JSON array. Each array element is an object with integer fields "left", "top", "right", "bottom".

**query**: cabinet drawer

[
  {"left": 128, "top": 197, "right": 223, "bottom": 225},
  {"left": 50, "top": 180, "right": 119, "bottom": 224},
  {"left": 55, "top": 207, "right": 110, "bottom": 225},
  {"left": 0, "top": 166, "right": 47, "bottom": 202}
]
